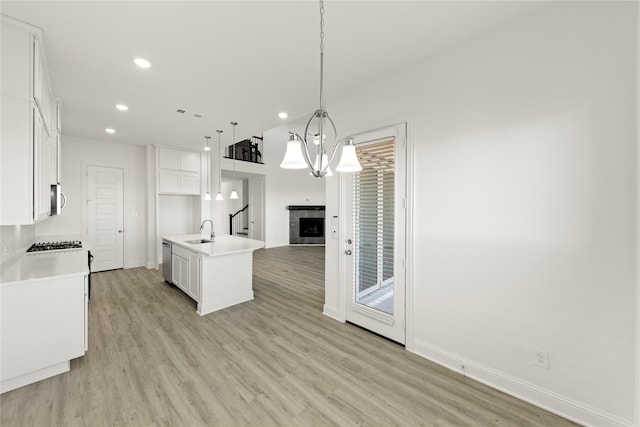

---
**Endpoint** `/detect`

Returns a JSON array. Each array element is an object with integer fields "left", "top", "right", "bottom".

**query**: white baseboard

[
  {"left": 322, "top": 304, "right": 342, "bottom": 322},
  {"left": 1, "top": 361, "right": 70, "bottom": 394},
  {"left": 411, "top": 339, "right": 632, "bottom": 427},
  {"left": 197, "top": 292, "right": 254, "bottom": 316}
]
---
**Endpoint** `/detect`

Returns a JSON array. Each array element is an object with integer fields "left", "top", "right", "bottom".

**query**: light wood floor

[{"left": 1, "top": 246, "right": 577, "bottom": 426}]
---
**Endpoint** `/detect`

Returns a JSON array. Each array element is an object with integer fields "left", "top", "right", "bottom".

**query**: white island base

[
  {"left": 198, "top": 250, "right": 255, "bottom": 315},
  {"left": 162, "top": 234, "right": 265, "bottom": 316}
]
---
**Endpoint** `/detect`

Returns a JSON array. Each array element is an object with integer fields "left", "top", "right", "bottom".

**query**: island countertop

[{"left": 162, "top": 234, "right": 265, "bottom": 257}]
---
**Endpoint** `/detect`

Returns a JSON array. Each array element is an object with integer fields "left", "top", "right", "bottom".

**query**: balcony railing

[{"left": 224, "top": 136, "right": 263, "bottom": 164}]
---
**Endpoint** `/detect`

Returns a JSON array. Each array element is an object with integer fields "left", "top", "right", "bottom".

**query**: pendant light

[
  {"left": 203, "top": 136, "right": 212, "bottom": 201},
  {"left": 279, "top": 0, "right": 362, "bottom": 178},
  {"left": 229, "top": 121, "right": 239, "bottom": 200},
  {"left": 215, "top": 130, "right": 224, "bottom": 201}
]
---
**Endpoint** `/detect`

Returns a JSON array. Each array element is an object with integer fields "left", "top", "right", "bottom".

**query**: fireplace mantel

[{"left": 287, "top": 205, "right": 325, "bottom": 211}]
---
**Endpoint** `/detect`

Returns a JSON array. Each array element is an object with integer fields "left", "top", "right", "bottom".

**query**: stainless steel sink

[{"left": 185, "top": 239, "right": 214, "bottom": 244}]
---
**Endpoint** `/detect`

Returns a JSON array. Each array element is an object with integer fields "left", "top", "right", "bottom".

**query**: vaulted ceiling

[{"left": 1, "top": 1, "right": 546, "bottom": 150}]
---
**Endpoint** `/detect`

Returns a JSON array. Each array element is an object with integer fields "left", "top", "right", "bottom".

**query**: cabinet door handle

[
  {"left": 118, "top": 230, "right": 123, "bottom": 233},
  {"left": 345, "top": 249, "right": 352, "bottom": 255}
]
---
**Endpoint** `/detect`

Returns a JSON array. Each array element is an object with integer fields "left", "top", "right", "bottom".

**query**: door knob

[
  {"left": 345, "top": 249, "right": 352, "bottom": 255},
  {"left": 346, "top": 238, "right": 352, "bottom": 244}
]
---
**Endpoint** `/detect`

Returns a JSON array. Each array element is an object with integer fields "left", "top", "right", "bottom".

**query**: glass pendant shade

[
  {"left": 335, "top": 143, "right": 363, "bottom": 172},
  {"left": 215, "top": 192, "right": 224, "bottom": 201},
  {"left": 230, "top": 189, "right": 239, "bottom": 200},
  {"left": 312, "top": 152, "right": 333, "bottom": 177},
  {"left": 203, "top": 192, "right": 212, "bottom": 201},
  {"left": 280, "top": 136, "right": 307, "bottom": 169}
]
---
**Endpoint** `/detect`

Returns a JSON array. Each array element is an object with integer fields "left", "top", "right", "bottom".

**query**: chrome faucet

[{"left": 200, "top": 219, "right": 215, "bottom": 241}]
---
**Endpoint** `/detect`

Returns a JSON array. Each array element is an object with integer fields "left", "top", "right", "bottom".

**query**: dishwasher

[{"left": 162, "top": 240, "right": 172, "bottom": 283}]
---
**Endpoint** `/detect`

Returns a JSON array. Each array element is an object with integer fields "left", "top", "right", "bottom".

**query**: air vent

[{"left": 175, "top": 108, "right": 203, "bottom": 119}]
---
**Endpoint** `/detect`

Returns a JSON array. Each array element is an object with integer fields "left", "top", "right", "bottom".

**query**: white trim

[
  {"left": 322, "top": 304, "right": 341, "bottom": 321},
  {"left": 349, "top": 302, "right": 395, "bottom": 325},
  {"left": 635, "top": 4, "right": 640, "bottom": 426},
  {"left": 1, "top": 361, "right": 69, "bottom": 394},
  {"left": 339, "top": 120, "right": 410, "bottom": 344},
  {"left": 196, "top": 292, "right": 253, "bottom": 316},
  {"left": 412, "top": 339, "right": 632, "bottom": 427},
  {"left": 404, "top": 113, "right": 416, "bottom": 352}
]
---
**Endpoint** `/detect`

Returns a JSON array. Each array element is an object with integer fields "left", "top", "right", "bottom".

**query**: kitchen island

[{"left": 162, "top": 234, "right": 265, "bottom": 316}]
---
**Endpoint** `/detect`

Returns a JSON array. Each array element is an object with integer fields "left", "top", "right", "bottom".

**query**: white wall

[
  {"left": 322, "top": 2, "right": 637, "bottom": 426},
  {"left": 0, "top": 225, "right": 35, "bottom": 268},
  {"left": 38, "top": 135, "right": 147, "bottom": 268},
  {"left": 158, "top": 195, "right": 200, "bottom": 237}
]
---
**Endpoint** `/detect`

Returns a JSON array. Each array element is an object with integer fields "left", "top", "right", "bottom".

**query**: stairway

[{"left": 229, "top": 205, "right": 249, "bottom": 237}]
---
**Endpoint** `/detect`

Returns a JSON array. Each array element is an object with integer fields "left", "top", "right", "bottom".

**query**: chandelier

[{"left": 279, "top": 0, "right": 362, "bottom": 178}]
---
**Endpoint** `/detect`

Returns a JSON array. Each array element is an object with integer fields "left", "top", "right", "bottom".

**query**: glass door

[{"left": 343, "top": 124, "right": 406, "bottom": 344}]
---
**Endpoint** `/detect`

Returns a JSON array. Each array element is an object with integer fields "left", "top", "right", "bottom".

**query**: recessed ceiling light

[
  {"left": 278, "top": 112, "right": 288, "bottom": 119},
  {"left": 105, "top": 128, "right": 116, "bottom": 134},
  {"left": 134, "top": 57, "right": 151, "bottom": 69},
  {"left": 115, "top": 104, "right": 129, "bottom": 111}
]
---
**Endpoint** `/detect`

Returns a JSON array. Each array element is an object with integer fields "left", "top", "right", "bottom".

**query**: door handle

[
  {"left": 118, "top": 230, "right": 123, "bottom": 233},
  {"left": 345, "top": 249, "right": 352, "bottom": 255}
]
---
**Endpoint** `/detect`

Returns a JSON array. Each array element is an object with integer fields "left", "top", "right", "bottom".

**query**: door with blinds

[{"left": 343, "top": 124, "right": 406, "bottom": 344}]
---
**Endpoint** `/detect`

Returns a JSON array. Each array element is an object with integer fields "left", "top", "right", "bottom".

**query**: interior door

[
  {"left": 248, "top": 178, "right": 264, "bottom": 241},
  {"left": 343, "top": 125, "right": 406, "bottom": 344},
  {"left": 88, "top": 166, "right": 124, "bottom": 272}
]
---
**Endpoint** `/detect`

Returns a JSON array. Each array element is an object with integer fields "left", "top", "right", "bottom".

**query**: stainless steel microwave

[{"left": 50, "top": 183, "right": 66, "bottom": 215}]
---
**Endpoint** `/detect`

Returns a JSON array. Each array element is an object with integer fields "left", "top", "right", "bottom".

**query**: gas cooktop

[{"left": 26, "top": 240, "right": 83, "bottom": 253}]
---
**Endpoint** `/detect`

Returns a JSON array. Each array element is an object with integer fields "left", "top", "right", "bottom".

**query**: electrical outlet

[
  {"left": 533, "top": 349, "right": 549, "bottom": 369},
  {"left": 3, "top": 246, "right": 9, "bottom": 255}
]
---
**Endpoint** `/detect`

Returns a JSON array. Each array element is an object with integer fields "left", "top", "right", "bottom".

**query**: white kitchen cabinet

[
  {"left": 179, "top": 172, "right": 200, "bottom": 194},
  {"left": 158, "top": 147, "right": 201, "bottom": 195},
  {"left": 159, "top": 148, "right": 180, "bottom": 170},
  {"left": 1, "top": 274, "right": 87, "bottom": 393},
  {"left": 171, "top": 253, "right": 189, "bottom": 293},
  {"left": 171, "top": 245, "right": 201, "bottom": 302},
  {"left": 187, "top": 252, "right": 201, "bottom": 300},
  {"left": 180, "top": 151, "right": 200, "bottom": 172},
  {"left": 159, "top": 171, "right": 180, "bottom": 193},
  {"left": 0, "top": 16, "right": 60, "bottom": 225}
]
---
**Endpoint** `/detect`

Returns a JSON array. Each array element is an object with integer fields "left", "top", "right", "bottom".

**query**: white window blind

[{"left": 353, "top": 139, "right": 395, "bottom": 299}]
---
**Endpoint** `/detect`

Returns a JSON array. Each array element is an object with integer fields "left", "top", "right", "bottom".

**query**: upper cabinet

[
  {"left": 158, "top": 148, "right": 201, "bottom": 195},
  {"left": 1, "top": 16, "right": 61, "bottom": 225}
]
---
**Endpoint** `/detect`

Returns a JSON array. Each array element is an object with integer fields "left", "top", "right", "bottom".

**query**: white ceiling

[{"left": 1, "top": 1, "right": 546, "bottom": 151}]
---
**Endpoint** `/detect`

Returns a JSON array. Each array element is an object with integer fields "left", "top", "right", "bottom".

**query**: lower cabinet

[
  {"left": 171, "top": 245, "right": 201, "bottom": 302},
  {"left": 187, "top": 252, "right": 201, "bottom": 301},
  {"left": 1, "top": 273, "right": 87, "bottom": 393},
  {"left": 171, "top": 253, "right": 189, "bottom": 292}
]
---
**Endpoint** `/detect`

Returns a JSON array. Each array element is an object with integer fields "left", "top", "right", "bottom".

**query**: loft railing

[
  {"left": 225, "top": 136, "right": 264, "bottom": 164},
  {"left": 229, "top": 205, "right": 249, "bottom": 237}
]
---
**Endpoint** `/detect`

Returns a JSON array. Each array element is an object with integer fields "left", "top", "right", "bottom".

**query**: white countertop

[
  {"left": 163, "top": 234, "right": 265, "bottom": 257},
  {"left": 1, "top": 249, "right": 89, "bottom": 286}
]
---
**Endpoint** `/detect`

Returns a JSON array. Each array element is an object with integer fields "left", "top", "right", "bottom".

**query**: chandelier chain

[{"left": 319, "top": 0, "right": 325, "bottom": 54}]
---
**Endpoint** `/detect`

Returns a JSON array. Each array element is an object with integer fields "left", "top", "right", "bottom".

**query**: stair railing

[
  {"left": 229, "top": 205, "right": 249, "bottom": 236},
  {"left": 224, "top": 136, "right": 264, "bottom": 164}
]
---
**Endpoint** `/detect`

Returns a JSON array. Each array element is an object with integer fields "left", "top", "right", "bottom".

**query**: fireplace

[
  {"left": 288, "top": 205, "right": 325, "bottom": 245},
  {"left": 300, "top": 218, "right": 324, "bottom": 238}
]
